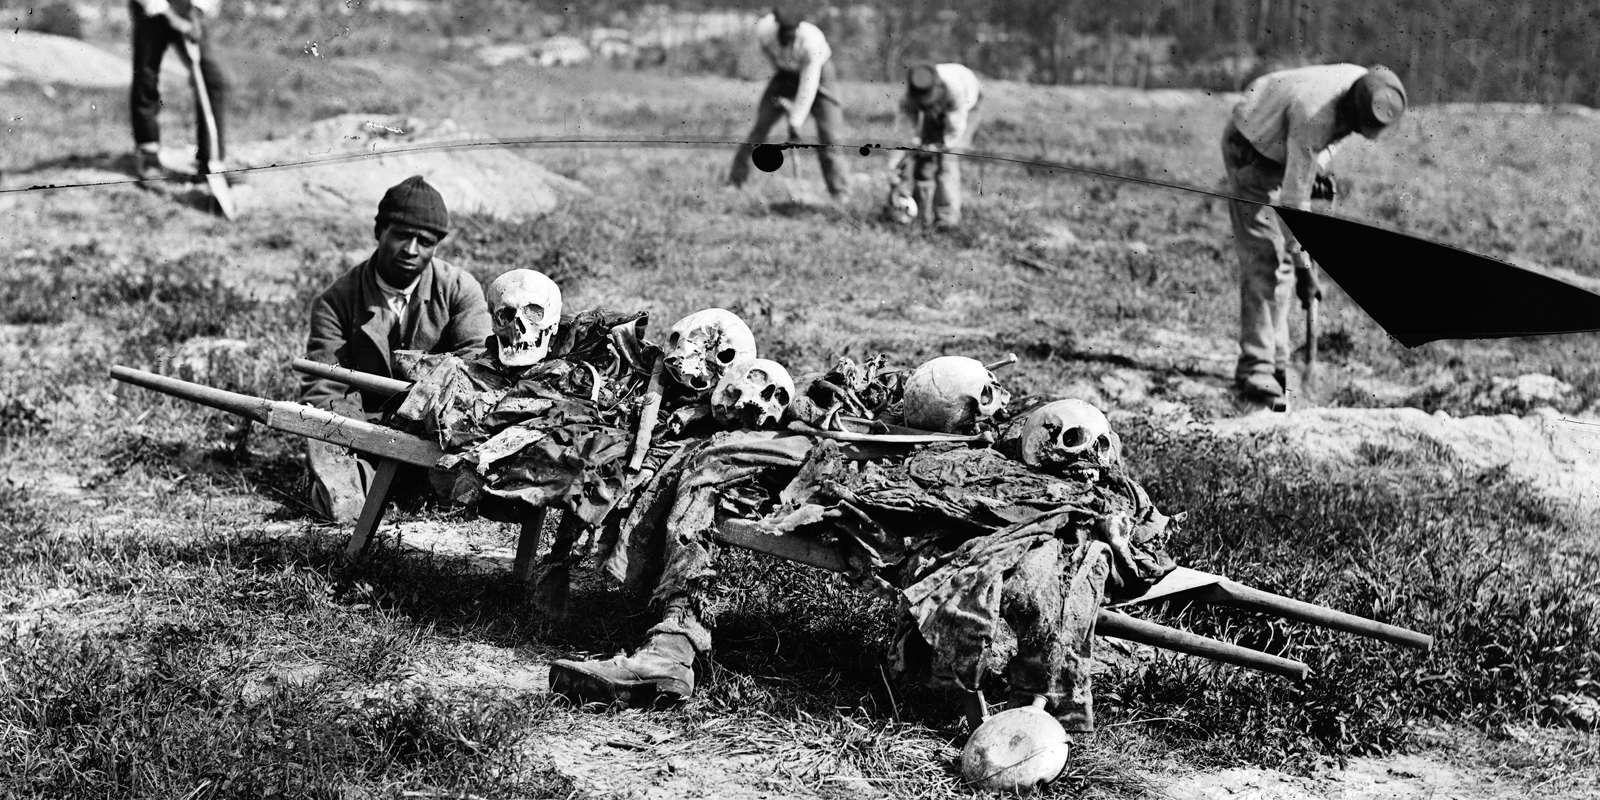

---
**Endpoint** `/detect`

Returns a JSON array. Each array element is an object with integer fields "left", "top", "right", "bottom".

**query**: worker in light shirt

[
  {"left": 128, "top": 0, "right": 231, "bottom": 181},
  {"left": 1222, "top": 64, "right": 1407, "bottom": 404},
  {"left": 887, "top": 62, "right": 982, "bottom": 228},
  {"left": 728, "top": 6, "right": 851, "bottom": 199}
]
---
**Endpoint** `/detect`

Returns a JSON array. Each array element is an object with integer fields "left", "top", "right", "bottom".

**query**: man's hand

[
  {"left": 1293, "top": 251, "right": 1323, "bottom": 307},
  {"left": 1311, "top": 172, "right": 1339, "bottom": 202},
  {"left": 166, "top": 9, "right": 200, "bottom": 41}
]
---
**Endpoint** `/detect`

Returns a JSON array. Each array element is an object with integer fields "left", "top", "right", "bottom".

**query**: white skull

[
  {"left": 961, "top": 700, "right": 1070, "bottom": 792},
  {"left": 890, "top": 193, "right": 917, "bottom": 225},
  {"left": 711, "top": 358, "right": 795, "bottom": 429},
  {"left": 663, "top": 308, "right": 757, "bottom": 395},
  {"left": 1018, "top": 399, "right": 1120, "bottom": 471},
  {"left": 486, "top": 269, "right": 562, "bottom": 367},
  {"left": 901, "top": 356, "right": 1011, "bottom": 434}
]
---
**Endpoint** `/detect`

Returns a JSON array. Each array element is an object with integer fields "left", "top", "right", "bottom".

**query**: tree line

[{"left": 605, "top": 0, "right": 1600, "bottom": 106}]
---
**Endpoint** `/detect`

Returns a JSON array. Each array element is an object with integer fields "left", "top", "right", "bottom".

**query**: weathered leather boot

[{"left": 549, "top": 632, "right": 696, "bottom": 709}]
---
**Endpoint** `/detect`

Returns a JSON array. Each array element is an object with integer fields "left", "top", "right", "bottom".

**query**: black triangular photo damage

[{"left": 1277, "top": 206, "right": 1600, "bottom": 348}]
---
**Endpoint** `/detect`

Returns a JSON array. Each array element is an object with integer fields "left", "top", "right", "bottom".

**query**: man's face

[{"left": 372, "top": 223, "right": 440, "bottom": 287}]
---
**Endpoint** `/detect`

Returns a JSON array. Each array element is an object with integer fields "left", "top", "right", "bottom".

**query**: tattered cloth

[
  {"left": 591, "top": 432, "right": 1179, "bottom": 726},
  {"left": 808, "top": 444, "right": 1178, "bottom": 723},
  {"left": 392, "top": 310, "right": 655, "bottom": 526}
]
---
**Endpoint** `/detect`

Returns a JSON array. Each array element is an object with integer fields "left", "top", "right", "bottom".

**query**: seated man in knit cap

[
  {"left": 299, "top": 175, "right": 493, "bottom": 522},
  {"left": 1221, "top": 64, "right": 1407, "bottom": 406}
]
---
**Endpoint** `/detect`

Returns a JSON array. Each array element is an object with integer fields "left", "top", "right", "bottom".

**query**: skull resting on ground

[
  {"left": 889, "top": 193, "right": 917, "bottom": 225},
  {"left": 1017, "top": 398, "right": 1120, "bottom": 471},
  {"left": 485, "top": 269, "right": 563, "bottom": 368},
  {"left": 663, "top": 308, "right": 757, "bottom": 395},
  {"left": 900, "top": 356, "right": 1011, "bottom": 434},
  {"left": 711, "top": 358, "right": 795, "bottom": 429}
]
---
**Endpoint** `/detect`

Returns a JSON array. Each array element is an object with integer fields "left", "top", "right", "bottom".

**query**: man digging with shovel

[
  {"left": 1221, "top": 64, "right": 1407, "bottom": 408},
  {"left": 727, "top": 5, "right": 852, "bottom": 201},
  {"left": 128, "top": 0, "right": 234, "bottom": 186}
]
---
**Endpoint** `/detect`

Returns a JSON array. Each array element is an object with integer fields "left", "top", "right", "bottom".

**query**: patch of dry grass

[{"left": 3, "top": 27, "right": 1600, "bottom": 798}]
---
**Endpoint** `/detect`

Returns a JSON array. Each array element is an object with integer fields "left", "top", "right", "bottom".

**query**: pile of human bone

[{"left": 391, "top": 270, "right": 1181, "bottom": 729}]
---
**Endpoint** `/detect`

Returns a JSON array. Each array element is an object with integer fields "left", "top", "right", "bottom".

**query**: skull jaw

[
  {"left": 714, "top": 401, "right": 783, "bottom": 430},
  {"left": 495, "top": 329, "right": 554, "bottom": 368}
]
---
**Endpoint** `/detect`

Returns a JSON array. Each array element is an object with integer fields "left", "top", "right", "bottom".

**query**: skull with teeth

[
  {"left": 662, "top": 308, "right": 757, "bottom": 395},
  {"left": 900, "top": 356, "right": 1011, "bottom": 434},
  {"left": 711, "top": 358, "right": 795, "bottom": 429},
  {"left": 1017, "top": 399, "right": 1120, "bottom": 471},
  {"left": 485, "top": 269, "right": 562, "bottom": 368}
]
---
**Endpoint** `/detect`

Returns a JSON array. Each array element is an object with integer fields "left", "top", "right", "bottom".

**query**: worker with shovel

[
  {"left": 1221, "top": 64, "right": 1406, "bottom": 406},
  {"left": 128, "top": 0, "right": 232, "bottom": 183},
  {"left": 886, "top": 62, "right": 982, "bottom": 229},
  {"left": 727, "top": 5, "right": 852, "bottom": 200}
]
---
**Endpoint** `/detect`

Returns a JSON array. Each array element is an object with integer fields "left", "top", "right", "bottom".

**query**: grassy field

[{"left": 1, "top": 25, "right": 1598, "bottom": 800}]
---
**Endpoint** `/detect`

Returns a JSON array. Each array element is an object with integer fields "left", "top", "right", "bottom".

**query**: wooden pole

[
  {"left": 292, "top": 358, "right": 410, "bottom": 398},
  {"left": 111, "top": 365, "right": 442, "bottom": 468},
  {"left": 1096, "top": 610, "right": 1310, "bottom": 681},
  {"left": 1207, "top": 580, "right": 1434, "bottom": 652}
]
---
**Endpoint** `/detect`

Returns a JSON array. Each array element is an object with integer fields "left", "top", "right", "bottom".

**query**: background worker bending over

[
  {"left": 1222, "top": 64, "right": 1407, "bottom": 404},
  {"left": 728, "top": 5, "right": 851, "bottom": 200},
  {"left": 888, "top": 62, "right": 981, "bottom": 228}
]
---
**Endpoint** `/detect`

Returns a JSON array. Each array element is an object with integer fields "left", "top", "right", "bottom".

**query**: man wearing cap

[
  {"left": 727, "top": 5, "right": 851, "bottom": 199},
  {"left": 129, "top": 0, "right": 231, "bottom": 181},
  {"left": 889, "top": 62, "right": 982, "bottom": 228},
  {"left": 300, "top": 175, "right": 493, "bottom": 522},
  {"left": 1223, "top": 64, "right": 1407, "bottom": 404}
]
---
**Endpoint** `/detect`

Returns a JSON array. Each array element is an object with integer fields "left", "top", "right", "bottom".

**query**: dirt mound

[
  {"left": 0, "top": 30, "right": 186, "bottom": 88},
  {"left": 1207, "top": 406, "right": 1600, "bottom": 516},
  {"left": 230, "top": 114, "right": 590, "bottom": 220}
]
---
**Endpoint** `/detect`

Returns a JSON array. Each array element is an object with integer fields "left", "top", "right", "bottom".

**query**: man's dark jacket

[{"left": 300, "top": 255, "right": 492, "bottom": 413}]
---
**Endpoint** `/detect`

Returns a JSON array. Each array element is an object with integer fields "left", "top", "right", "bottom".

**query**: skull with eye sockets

[
  {"left": 661, "top": 308, "right": 757, "bottom": 396},
  {"left": 485, "top": 269, "right": 562, "bottom": 368}
]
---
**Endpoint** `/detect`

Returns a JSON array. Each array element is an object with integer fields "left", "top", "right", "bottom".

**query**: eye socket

[
  {"left": 980, "top": 385, "right": 994, "bottom": 404},
  {"left": 774, "top": 388, "right": 790, "bottom": 406},
  {"left": 494, "top": 308, "right": 516, "bottom": 324},
  {"left": 668, "top": 332, "right": 680, "bottom": 346},
  {"left": 1062, "top": 426, "right": 1089, "bottom": 448},
  {"left": 760, "top": 385, "right": 776, "bottom": 401},
  {"left": 524, "top": 304, "right": 546, "bottom": 323},
  {"left": 717, "top": 348, "right": 739, "bottom": 364}
]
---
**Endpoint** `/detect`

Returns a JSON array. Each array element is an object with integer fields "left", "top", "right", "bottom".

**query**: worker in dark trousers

[
  {"left": 129, "top": 0, "right": 231, "bottom": 181},
  {"left": 728, "top": 6, "right": 851, "bottom": 200}
]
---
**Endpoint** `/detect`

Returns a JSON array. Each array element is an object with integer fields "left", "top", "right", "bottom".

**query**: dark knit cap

[
  {"left": 1351, "top": 66, "right": 1407, "bottom": 134},
  {"left": 376, "top": 175, "right": 450, "bottom": 238}
]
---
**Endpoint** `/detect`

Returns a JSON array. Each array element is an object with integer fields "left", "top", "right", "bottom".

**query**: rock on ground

[{"left": 230, "top": 113, "right": 591, "bottom": 221}]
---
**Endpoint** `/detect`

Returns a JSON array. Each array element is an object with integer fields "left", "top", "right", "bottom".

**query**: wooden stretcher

[{"left": 110, "top": 362, "right": 1433, "bottom": 691}]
